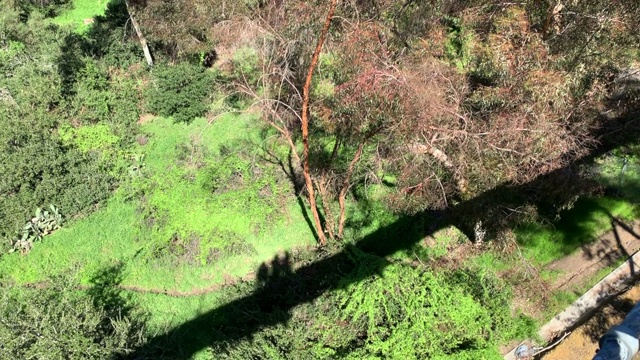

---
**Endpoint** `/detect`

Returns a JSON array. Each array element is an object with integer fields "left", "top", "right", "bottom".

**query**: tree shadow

[
  {"left": 85, "top": 262, "right": 148, "bottom": 356},
  {"left": 605, "top": 211, "right": 640, "bottom": 275},
  {"left": 568, "top": 201, "right": 640, "bottom": 273},
  {"left": 87, "top": 262, "right": 132, "bottom": 317},
  {"left": 253, "top": 136, "right": 321, "bottom": 241},
  {"left": 124, "top": 211, "right": 437, "bottom": 359}
]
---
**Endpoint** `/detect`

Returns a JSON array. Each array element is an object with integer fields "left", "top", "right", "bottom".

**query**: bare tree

[{"left": 300, "top": 0, "right": 338, "bottom": 245}]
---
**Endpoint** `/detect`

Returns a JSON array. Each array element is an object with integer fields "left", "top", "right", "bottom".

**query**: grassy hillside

[
  {"left": 0, "top": 112, "right": 314, "bottom": 297},
  {"left": 52, "top": 0, "right": 108, "bottom": 32}
]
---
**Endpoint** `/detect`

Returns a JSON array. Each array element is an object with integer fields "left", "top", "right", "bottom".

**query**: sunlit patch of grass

[
  {"left": 53, "top": 0, "right": 108, "bottom": 33},
  {"left": 0, "top": 195, "right": 139, "bottom": 284},
  {"left": 469, "top": 252, "right": 511, "bottom": 273},
  {"left": 127, "top": 115, "right": 314, "bottom": 290},
  {"left": 0, "top": 113, "right": 315, "bottom": 300}
]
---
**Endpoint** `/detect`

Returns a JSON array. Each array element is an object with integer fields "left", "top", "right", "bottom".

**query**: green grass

[
  {"left": 53, "top": 0, "right": 108, "bottom": 33},
  {"left": 516, "top": 196, "right": 637, "bottom": 265},
  {"left": 0, "top": 195, "right": 138, "bottom": 284},
  {"left": 0, "top": 113, "right": 316, "bottom": 332},
  {"left": 130, "top": 291, "right": 229, "bottom": 360}
]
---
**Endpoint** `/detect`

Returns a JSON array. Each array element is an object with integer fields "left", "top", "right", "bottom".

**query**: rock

[{"left": 610, "top": 66, "right": 640, "bottom": 101}]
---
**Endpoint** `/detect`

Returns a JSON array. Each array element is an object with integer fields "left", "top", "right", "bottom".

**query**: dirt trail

[
  {"left": 505, "top": 219, "right": 640, "bottom": 358},
  {"left": 538, "top": 218, "right": 640, "bottom": 359},
  {"left": 547, "top": 219, "right": 640, "bottom": 291}
]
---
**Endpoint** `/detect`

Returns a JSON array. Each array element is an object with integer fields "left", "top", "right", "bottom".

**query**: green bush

[
  {"left": 0, "top": 114, "right": 114, "bottom": 244},
  {"left": 444, "top": 16, "right": 474, "bottom": 70},
  {"left": 59, "top": 124, "right": 120, "bottom": 152},
  {"left": 0, "top": 274, "right": 146, "bottom": 359},
  {"left": 214, "top": 253, "right": 534, "bottom": 359},
  {"left": 63, "top": 60, "right": 140, "bottom": 144},
  {"left": 0, "top": 7, "right": 128, "bottom": 246},
  {"left": 336, "top": 260, "right": 523, "bottom": 358},
  {"left": 146, "top": 63, "right": 214, "bottom": 123},
  {"left": 231, "top": 46, "right": 261, "bottom": 86}
]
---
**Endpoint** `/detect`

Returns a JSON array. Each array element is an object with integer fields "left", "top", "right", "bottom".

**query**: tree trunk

[
  {"left": 124, "top": 0, "right": 153, "bottom": 67},
  {"left": 300, "top": 0, "right": 337, "bottom": 246},
  {"left": 337, "top": 140, "right": 365, "bottom": 238},
  {"left": 316, "top": 174, "right": 335, "bottom": 240}
]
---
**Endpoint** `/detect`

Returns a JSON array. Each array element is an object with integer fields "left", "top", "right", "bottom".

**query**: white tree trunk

[{"left": 124, "top": 0, "right": 153, "bottom": 66}]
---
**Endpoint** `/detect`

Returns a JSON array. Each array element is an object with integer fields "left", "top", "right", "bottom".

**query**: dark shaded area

[
  {"left": 202, "top": 50, "right": 217, "bottom": 68},
  {"left": 86, "top": 263, "right": 148, "bottom": 353},
  {"left": 257, "top": 138, "right": 321, "bottom": 241},
  {"left": 583, "top": 297, "right": 636, "bottom": 343},
  {"left": 125, "top": 213, "right": 436, "bottom": 359},
  {"left": 56, "top": 0, "right": 142, "bottom": 97},
  {"left": 16, "top": 0, "right": 72, "bottom": 19},
  {"left": 87, "top": 263, "right": 134, "bottom": 318}
]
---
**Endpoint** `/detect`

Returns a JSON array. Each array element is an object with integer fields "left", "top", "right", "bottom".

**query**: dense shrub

[
  {"left": 0, "top": 274, "right": 146, "bottom": 359},
  {"left": 0, "top": 118, "right": 114, "bottom": 243},
  {"left": 213, "top": 253, "right": 534, "bottom": 359},
  {"left": 0, "top": 6, "right": 127, "bottom": 246},
  {"left": 230, "top": 46, "right": 261, "bottom": 86},
  {"left": 146, "top": 63, "right": 214, "bottom": 123},
  {"left": 63, "top": 60, "right": 141, "bottom": 144},
  {"left": 15, "top": 0, "right": 71, "bottom": 19}
]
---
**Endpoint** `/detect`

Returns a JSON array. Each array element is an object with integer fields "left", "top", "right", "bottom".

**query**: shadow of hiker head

[{"left": 256, "top": 252, "right": 293, "bottom": 289}]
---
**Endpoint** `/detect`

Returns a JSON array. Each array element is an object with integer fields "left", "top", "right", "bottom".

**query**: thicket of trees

[{"left": 198, "top": 0, "right": 640, "bottom": 241}]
